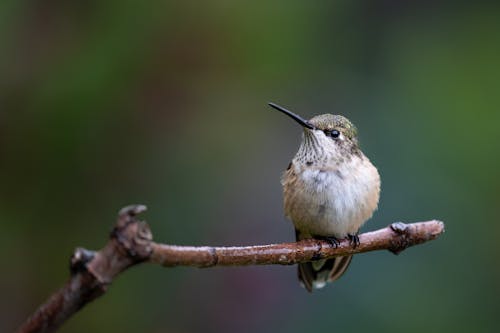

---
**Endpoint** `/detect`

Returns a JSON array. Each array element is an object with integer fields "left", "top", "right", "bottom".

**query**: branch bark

[
  {"left": 150, "top": 221, "right": 443, "bottom": 267},
  {"left": 17, "top": 205, "right": 445, "bottom": 333}
]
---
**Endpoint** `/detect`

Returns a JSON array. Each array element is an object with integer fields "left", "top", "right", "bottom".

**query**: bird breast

[{"left": 282, "top": 156, "right": 380, "bottom": 238}]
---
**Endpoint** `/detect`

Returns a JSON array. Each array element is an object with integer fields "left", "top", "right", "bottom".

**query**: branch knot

[
  {"left": 69, "top": 248, "right": 96, "bottom": 275},
  {"left": 389, "top": 222, "right": 412, "bottom": 254},
  {"left": 111, "top": 205, "right": 153, "bottom": 261}
]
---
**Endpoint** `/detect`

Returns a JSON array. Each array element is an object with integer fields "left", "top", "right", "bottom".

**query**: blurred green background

[{"left": 1, "top": 1, "right": 499, "bottom": 332}]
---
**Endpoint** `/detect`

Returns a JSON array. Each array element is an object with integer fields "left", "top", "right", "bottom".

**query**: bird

[{"left": 269, "top": 102, "right": 381, "bottom": 292}]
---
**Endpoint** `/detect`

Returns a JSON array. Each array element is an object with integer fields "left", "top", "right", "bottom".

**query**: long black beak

[{"left": 268, "top": 102, "right": 316, "bottom": 130}]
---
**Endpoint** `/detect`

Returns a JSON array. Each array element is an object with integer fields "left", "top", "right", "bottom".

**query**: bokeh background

[{"left": 1, "top": 1, "right": 499, "bottom": 332}]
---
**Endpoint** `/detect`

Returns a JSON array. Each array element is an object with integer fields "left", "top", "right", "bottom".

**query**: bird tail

[{"left": 296, "top": 231, "right": 353, "bottom": 292}]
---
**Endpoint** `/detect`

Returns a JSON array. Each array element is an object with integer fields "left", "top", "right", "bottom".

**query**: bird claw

[
  {"left": 318, "top": 236, "right": 341, "bottom": 248},
  {"left": 347, "top": 234, "right": 360, "bottom": 248}
]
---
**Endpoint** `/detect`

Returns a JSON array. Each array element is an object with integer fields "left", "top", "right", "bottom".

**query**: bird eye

[{"left": 324, "top": 129, "right": 340, "bottom": 138}]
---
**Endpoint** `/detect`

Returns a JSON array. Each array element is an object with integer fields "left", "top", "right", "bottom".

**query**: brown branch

[
  {"left": 17, "top": 205, "right": 153, "bottom": 333},
  {"left": 17, "top": 205, "right": 445, "bottom": 333},
  {"left": 149, "top": 220, "right": 444, "bottom": 267}
]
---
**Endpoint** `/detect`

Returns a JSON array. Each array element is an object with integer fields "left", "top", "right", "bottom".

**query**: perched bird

[{"left": 269, "top": 102, "right": 380, "bottom": 292}]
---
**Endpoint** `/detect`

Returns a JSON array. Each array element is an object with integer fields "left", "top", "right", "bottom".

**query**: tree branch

[
  {"left": 150, "top": 220, "right": 443, "bottom": 267},
  {"left": 17, "top": 205, "right": 444, "bottom": 333}
]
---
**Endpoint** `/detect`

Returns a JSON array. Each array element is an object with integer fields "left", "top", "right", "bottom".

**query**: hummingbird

[{"left": 269, "top": 102, "right": 381, "bottom": 292}]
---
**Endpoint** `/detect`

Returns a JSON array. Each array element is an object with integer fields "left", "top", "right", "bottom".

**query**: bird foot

[
  {"left": 317, "top": 236, "right": 341, "bottom": 248},
  {"left": 347, "top": 234, "right": 360, "bottom": 248}
]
